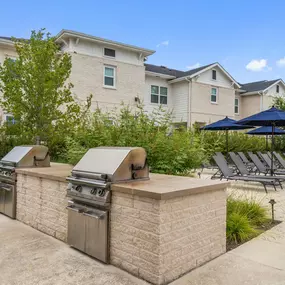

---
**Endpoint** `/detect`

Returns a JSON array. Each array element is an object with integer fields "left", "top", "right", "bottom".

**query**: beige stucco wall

[
  {"left": 69, "top": 53, "right": 145, "bottom": 111},
  {"left": 190, "top": 82, "right": 235, "bottom": 125},
  {"left": 240, "top": 95, "right": 261, "bottom": 118},
  {"left": 16, "top": 174, "right": 68, "bottom": 242},
  {"left": 110, "top": 189, "right": 226, "bottom": 284}
]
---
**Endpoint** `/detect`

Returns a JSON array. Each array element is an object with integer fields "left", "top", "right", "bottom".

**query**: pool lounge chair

[
  {"left": 248, "top": 152, "right": 285, "bottom": 176},
  {"left": 229, "top": 152, "right": 283, "bottom": 189},
  {"left": 237, "top": 152, "right": 255, "bottom": 171},
  {"left": 212, "top": 155, "right": 277, "bottom": 193}
]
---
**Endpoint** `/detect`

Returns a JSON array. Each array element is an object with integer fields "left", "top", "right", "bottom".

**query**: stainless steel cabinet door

[
  {"left": 4, "top": 185, "right": 16, "bottom": 219},
  {"left": 84, "top": 209, "right": 108, "bottom": 263},
  {"left": 67, "top": 206, "right": 85, "bottom": 252},
  {"left": 0, "top": 189, "right": 5, "bottom": 214}
]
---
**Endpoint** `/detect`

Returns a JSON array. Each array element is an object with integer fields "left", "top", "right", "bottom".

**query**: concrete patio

[{"left": 1, "top": 178, "right": 285, "bottom": 285}]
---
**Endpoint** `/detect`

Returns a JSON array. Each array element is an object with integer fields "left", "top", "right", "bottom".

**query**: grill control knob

[
  {"left": 90, "top": 188, "right": 97, "bottom": 195},
  {"left": 97, "top": 189, "right": 105, "bottom": 197},
  {"left": 75, "top": 185, "right": 82, "bottom": 193}
]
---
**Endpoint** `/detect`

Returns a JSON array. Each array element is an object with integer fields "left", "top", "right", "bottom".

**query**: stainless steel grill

[
  {"left": 0, "top": 145, "right": 50, "bottom": 218},
  {"left": 66, "top": 147, "right": 149, "bottom": 263}
]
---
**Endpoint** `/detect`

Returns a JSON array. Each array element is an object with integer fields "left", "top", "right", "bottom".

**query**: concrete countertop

[
  {"left": 15, "top": 163, "right": 229, "bottom": 199},
  {"left": 111, "top": 173, "right": 229, "bottom": 200},
  {"left": 15, "top": 162, "right": 73, "bottom": 182}
]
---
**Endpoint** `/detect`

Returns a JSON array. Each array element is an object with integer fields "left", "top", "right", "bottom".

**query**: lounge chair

[
  {"left": 248, "top": 152, "right": 285, "bottom": 176},
  {"left": 237, "top": 152, "right": 255, "bottom": 171},
  {"left": 259, "top": 152, "right": 285, "bottom": 172},
  {"left": 229, "top": 152, "right": 283, "bottom": 189},
  {"left": 212, "top": 155, "right": 277, "bottom": 193},
  {"left": 273, "top": 152, "right": 285, "bottom": 168}
]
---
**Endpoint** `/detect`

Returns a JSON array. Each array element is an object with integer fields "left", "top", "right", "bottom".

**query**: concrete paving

[{"left": 0, "top": 215, "right": 148, "bottom": 285}]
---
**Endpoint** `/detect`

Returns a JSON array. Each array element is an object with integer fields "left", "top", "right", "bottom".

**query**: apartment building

[{"left": 0, "top": 30, "right": 284, "bottom": 127}]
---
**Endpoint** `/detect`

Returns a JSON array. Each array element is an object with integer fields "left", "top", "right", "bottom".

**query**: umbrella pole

[
  {"left": 271, "top": 124, "right": 275, "bottom": 176},
  {"left": 266, "top": 135, "right": 268, "bottom": 150},
  {"left": 226, "top": 130, "right": 229, "bottom": 158}
]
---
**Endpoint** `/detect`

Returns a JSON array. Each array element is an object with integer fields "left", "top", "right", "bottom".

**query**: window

[
  {"left": 151, "top": 85, "right": 168, "bottom": 105},
  {"left": 104, "top": 48, "right": 116, "bottom": 58},
  {"left": 234, "top": 98, "right": 239, "bottom": 114},
  {"left": 211, "top": 87, "right": 218, "bottom": 103},
  {"left": 276, "top": 85, "right": 280, "bottom": 93},
  {"left": 160, "top": 87, "right": 168, "bottom": 104},
  {"left": 212, "top": 70, "right": 217, "bottom": 80},
  {"left": 151, "top": 85, "right": 159, "bottom": 103},
  {"left": 104, "top": 66, "right": 116, "bottom": 87}
]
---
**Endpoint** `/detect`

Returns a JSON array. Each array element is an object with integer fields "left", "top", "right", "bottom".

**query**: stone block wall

[
  {"left": 16, "top": 174, "right": 68, "bottom": 242},
  {"left": 110, "top": 189, "right": 227, "bottom": 285}
]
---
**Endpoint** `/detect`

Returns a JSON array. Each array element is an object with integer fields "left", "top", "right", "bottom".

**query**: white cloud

[
  {"left": 246, "top": 59, "right": 269, "bottom": 72},
  {"left": 186, "top": 63, "right": 201, "bottom": 70},
  {"left": 156, "top": 40, "right": 169, "bottom": 48},
  {"left": 276, "top": 57, "right": 285, "bottom": 67}
]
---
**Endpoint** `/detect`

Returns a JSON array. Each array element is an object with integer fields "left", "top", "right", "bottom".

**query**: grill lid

[
  {"left": 0, "top": 145, "right": 50, "bottom": 167},
  {"left": 71, "top": 147, "right": 149, "bottom": 182}
]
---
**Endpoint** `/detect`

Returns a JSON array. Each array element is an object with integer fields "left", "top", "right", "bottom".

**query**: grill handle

[
  {"left": 66, "top": 177, "right": 109, "bottom": 188},
  {"left": 0, "top": 183, "right": 12, "bottom": 192},
  {"left": 83, "top": 211, "right": 105, "bottom": 219},
  {"left": 66, "top": 205, "right": 83, "bottom": 213}
]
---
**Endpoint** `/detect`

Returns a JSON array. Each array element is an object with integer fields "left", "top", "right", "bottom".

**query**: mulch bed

[{"left": 226, "top": 220, "right": 282, "bottom": 251}]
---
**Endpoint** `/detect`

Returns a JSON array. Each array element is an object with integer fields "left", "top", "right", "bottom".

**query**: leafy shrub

[{"left": 226, "top": 197, "right": 268, "bottom": 244}]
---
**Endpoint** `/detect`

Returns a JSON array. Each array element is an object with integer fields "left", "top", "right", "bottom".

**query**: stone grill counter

[
  {"left": 16, "top": 163, "right": 73, "bottom": 242},
  {"left": 110, "top": 174, "right": 228, "bottom": 284},
  {"left": 15, "top": 163, "right": 228, "bottom": 285}
]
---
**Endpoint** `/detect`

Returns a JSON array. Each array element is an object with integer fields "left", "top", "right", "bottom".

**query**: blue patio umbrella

[
  {"left": 247, "top": 126, "right": 285, "bottom": 150},
  {"left": 237, "top": 107, "right": 285, "bottom": 175},
  {"left": 200, "top": 116, "right": 253, "bottom": 154}
]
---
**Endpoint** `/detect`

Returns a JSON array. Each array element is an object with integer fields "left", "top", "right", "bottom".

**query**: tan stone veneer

[
  {"left": 110, "top": 188, "right": 227, "bottom": 284},
  {"left": 16, "top": 170, "right": 70, "bottom": 242}
]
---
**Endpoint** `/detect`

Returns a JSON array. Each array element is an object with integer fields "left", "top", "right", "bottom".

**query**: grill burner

[
  {"left": 66, "top": 147, "right": 149, "bottom": 263},
  {"left": 0, "top": 145, "right": 50, "bottom": 218}
]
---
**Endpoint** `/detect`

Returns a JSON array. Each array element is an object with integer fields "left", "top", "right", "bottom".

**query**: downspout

[{"left": 185, "top": 77, "right": 192, "bottom": 128}]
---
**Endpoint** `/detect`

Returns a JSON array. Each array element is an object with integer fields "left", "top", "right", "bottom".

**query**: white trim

[
  {"left": 145, "top": 71, "right": 176, "bottom": 79},
  {"left": 55, "top": 30, "right": 155, "bottom": 56},
  {"left": 234, "top": 97, "right": 239, "bottom": 115},
  {"left": 168, "top": 63, "right": 241, "bottom": 88},
  {"left": 210, "top": 87, "right": 218, "bottom": 104},
  {"left": 103, "top": 65, "right": 116, "bottom": 88}
]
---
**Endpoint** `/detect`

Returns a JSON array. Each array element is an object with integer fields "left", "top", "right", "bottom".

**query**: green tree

[
  {"left": 272, "top": 96, "right": 285, "bottom": 111},
  {"left": 0, "top": 29, "right": 89, "bottom": 143}
]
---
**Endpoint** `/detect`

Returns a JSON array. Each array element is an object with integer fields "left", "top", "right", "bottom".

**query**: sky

[{"left": 1, "top": 0, "right": 285, "bottom": 83}]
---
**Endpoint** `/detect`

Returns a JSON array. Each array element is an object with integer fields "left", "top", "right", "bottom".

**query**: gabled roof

[
  {"left": 145, "top": 62, "right": 241, "bottom": 88},
  {"left": 56, "top": 29, "right": 155, "bottom": 56},
  {"left": 240, "top": 79, "right": 280, "bottom": 93}
]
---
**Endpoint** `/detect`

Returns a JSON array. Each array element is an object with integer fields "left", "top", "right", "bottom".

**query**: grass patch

[{"left": 226, "top": 196, "right": 274, "bottom": 249}]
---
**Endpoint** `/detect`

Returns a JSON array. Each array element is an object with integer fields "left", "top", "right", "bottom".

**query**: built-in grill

[
  {"left": 0, "top": 145, "right": 50, "bottom": 218},
  {"left": 66, "top": 147, "right": 149, "bottom": 263}
]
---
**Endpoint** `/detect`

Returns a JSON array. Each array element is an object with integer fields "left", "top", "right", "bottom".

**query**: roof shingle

[
  {"left": 145, "top": 63, "right": 215, "bottom": 79},
  {"left": 240, "top": 79, "right": 280, "bottom": 93}
]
